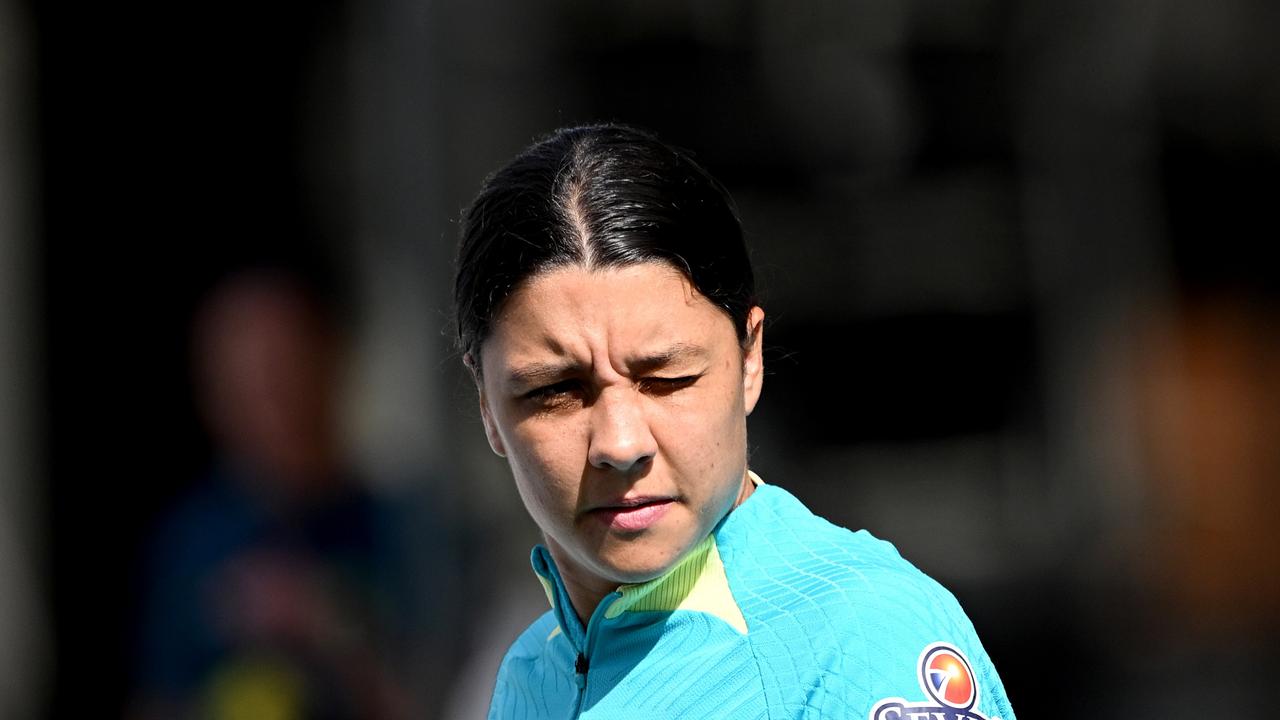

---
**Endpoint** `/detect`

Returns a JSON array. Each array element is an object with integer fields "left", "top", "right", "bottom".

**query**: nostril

[
  {"left": 590, "top": 445, "right": 654, "bottom": 472},
  {"left": 588, "top": 434, "right": 656, "bottom": 472}
]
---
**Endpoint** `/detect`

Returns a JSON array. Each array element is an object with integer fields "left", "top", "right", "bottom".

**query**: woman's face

[{"left": 477, "top": 262, "right": 764, "bottom": 604}]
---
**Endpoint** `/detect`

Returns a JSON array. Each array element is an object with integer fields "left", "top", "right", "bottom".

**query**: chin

[
  {"left": 604, "top": 563, "right": 669, "bottom": 586},
  {"left": 596, "top": 543, "right": 686, "bottom": 584}
]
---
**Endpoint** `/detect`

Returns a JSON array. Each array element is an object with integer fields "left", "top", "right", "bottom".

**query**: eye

[
  {"left": 522, "top": 379, "right": 585, "bottom": 406},
  {"left": 637, "top": 375, "right": 700, "bottom": 396}
]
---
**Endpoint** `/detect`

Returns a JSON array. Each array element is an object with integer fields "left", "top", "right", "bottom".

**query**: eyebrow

[
  {"left": 505, "top": 360, "right": 577, "bottom": 390},
  {"left": 626, "top": 342, "right": 709, "bottom": 375},
  {"left": 504, "top": 342, "right": 710, "bottom": 389}
]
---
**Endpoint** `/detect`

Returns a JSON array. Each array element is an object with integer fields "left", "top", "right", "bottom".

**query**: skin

[{"left": 474, "top": 262, "right": 765, "bottom": 623}]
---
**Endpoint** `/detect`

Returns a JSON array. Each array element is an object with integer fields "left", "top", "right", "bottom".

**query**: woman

[{"left": 455, "top": 125, "right": 1016, "bottom": 719}]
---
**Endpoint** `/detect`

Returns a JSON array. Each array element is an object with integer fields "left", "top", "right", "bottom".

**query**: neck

[
  {"left": 735, "top": 469, "right": 757, "bottom": 506},
  {"left": 545, "top": 537, "right": 619, "bottom": 626}
]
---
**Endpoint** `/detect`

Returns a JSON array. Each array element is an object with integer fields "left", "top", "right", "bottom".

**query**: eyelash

[
  {"left": 523, "top": 380, "right": 582, "bottom": 402},
  {"left": 637, "top": 375, "right": 700, "bottom": 394},
  {"left": 521, "top": 375, "right": 700, "bottom": 404}
]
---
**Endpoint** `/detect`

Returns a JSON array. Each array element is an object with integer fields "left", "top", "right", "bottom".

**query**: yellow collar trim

[
  {"left": 602, "top": 533, "right": 748, "bottom": 634},
  {"left": 536, "top": 574, "right": 555, "bottom": 607}
]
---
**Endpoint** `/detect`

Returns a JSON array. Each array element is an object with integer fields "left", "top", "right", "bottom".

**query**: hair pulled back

[{"left": 454, "top": 125, "right": 757, "bottom": 364}]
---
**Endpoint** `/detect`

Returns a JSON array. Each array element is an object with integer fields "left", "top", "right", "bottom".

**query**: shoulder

[
  {"left": 501, "top": 610, "right": 561, "bottom": 665},
  {"left": 491, "top": 612, "right": 561, "bottom": 693},
  {"left": 143, "top": 475, "right": 253, "bottom": 569},
  {"left": 719, "top": 483, "right": 985, "bottom": 664},
  {"left": 489, "top": 611, "right": 573, "bottom": 719},
  {"left": 721, "top": 484, "right": 964, "bottom": 621},
  {"left": 717, "top": 484, "right": 1016, "bottom": 718}
]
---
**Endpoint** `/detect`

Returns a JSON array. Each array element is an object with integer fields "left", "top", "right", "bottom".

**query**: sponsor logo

[{"left": 868, "top": 643, "right": 997, "bottom": 720}]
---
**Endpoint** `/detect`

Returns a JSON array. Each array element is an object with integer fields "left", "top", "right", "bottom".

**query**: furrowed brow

[
  {"left": 628, "top": 342, "right": 709, "bottom": 375},
  {"left": 505, "top": 361, "right": 577, "bottom": 390}
]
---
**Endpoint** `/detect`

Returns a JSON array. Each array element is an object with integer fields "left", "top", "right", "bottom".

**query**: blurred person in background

[
  {"left": 131, "top": 265, "right": 423, "bottom": 720},
  {"left": 1108, "top": 145, "right": 1280, "bottom": 718}
]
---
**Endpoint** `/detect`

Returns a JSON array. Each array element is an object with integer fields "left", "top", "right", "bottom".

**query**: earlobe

[
  {"left": 466, "top": 351, "right": 507, "bottom": 457},
  {"left": 742, "top": 306, "right": 765, "bottom": 415}
]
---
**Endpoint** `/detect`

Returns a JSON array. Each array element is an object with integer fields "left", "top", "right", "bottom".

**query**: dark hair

[{"left": 454, "top": 124, "right": 757, "bottom": 364}]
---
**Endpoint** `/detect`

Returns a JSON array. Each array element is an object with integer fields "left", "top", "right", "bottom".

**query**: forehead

[{"left": 480, "top": 262, "right": 735, "bottom": 371}]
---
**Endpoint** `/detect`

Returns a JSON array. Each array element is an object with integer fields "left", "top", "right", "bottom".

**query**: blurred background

[{"left": 3, "top": 0, "right": 1279, "bottom": 717}]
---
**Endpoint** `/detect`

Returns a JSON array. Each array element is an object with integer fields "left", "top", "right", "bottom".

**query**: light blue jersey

[{"left": 489, "top": 479, "right": 1016, "bottom": 719}]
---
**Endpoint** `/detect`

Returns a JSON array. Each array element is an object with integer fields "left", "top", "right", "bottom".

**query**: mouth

[{"left": 588, "top": 497, "right": 676, "bottom": 533}]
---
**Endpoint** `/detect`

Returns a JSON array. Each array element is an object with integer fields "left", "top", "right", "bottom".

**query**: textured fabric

[
  {"left": 603, "top": 534, "right": 747, "bottom": 633},
  {"left": 489, "top": 482, "right": 1016, "bottom": 720}
]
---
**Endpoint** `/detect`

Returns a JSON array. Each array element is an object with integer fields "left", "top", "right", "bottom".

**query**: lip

[{"left": 589, "top": 497, "right": 675, "bottom": 533}]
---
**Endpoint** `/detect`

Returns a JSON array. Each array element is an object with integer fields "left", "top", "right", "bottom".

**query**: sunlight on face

[{"left": 477, "top": 263, "right": 764, "bottom": 611}]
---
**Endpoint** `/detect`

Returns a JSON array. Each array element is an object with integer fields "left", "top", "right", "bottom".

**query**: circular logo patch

[{"left": 921, "top": 644, "right": 976, "bottom": 709}]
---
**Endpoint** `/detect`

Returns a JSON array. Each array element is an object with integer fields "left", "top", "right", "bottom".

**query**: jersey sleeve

[{"left": 842, "top": 535, "right": 1017, "bottom": 720}]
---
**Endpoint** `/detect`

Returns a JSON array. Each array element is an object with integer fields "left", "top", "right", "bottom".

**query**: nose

[{"left": 587, "top": 387, "right": 657, "bottom": 473}]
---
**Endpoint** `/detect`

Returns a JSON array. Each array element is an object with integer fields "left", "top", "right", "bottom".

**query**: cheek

[
  {"left": 509, "top": 415, "right": 584, "bottom": 469},
  {"left": 505, "top": 418, "right": 589, "bottom": 512},
  {"left": 655, "top": 385, "right": 746, "bottom": 471}
]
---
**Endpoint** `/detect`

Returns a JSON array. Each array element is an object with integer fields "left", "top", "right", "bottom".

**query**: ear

[
  {"left": 742, "top": 306, "right": 765, "bottom": 416},
  {"left": 478, "top": 389, "right": 508, "bottom": 458},
  {"left": 466, "top": 352, "right": 507, "bottom": 458}
]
